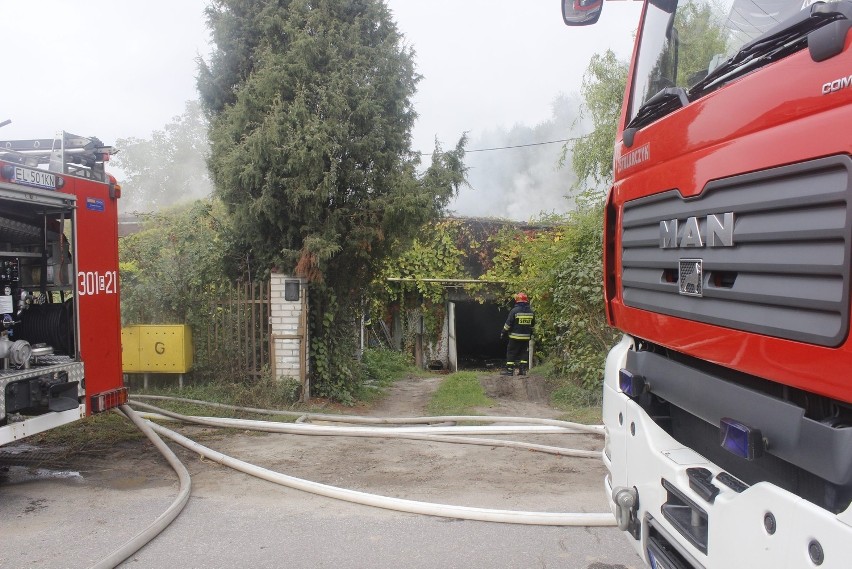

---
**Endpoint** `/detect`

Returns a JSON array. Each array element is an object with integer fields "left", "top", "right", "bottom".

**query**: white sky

[{"left": 1, "top": 0, "right": 641, "bottom": 218}]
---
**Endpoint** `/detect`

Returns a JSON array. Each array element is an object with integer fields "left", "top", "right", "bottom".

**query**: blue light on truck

[
  {"left": 720, "top": 417, "right": 765, "bottom": 460},
  {"left": 619, "top": 368, "right": 646, "bottom": 397},
  {"left": 646, "top": 547, "right": 676, "bottom": 569}
]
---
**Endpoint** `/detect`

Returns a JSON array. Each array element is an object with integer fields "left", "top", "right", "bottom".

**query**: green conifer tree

[{"left": 198, "top": 0, "right": 465, "bottom": 399}]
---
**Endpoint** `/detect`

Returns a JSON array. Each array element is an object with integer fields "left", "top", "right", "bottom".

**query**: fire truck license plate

[{"left": 13, "top": 166, "right": 56, "bottom": 190}]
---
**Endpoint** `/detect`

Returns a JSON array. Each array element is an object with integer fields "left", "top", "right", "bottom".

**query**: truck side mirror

[{"left": 562, "top": 0, "right": 603, "bottom": 26}]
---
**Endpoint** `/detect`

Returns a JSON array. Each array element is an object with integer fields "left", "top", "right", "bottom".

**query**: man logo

[
  {"left": 679, "top": 259, "right": 703, "bottom": 297},
  {"left": 660, "top": 213, "right": 735, "bottom": 249}
]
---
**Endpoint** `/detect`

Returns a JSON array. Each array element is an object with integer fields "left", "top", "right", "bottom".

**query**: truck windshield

[{"left": 628, "top": 0, "right": 812, "bottom": 124}]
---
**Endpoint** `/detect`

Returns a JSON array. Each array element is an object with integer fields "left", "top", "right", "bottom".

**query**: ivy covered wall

[{"left": 376, "top": 207, "right": 616, "bottom": 390}]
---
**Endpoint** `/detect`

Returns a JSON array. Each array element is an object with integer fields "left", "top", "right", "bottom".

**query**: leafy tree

[
  {"left": 113, "top": 100, "right": 212, "bottom": 213},
  {"left": 568, "top": 50, "right": 628, "bottom": 199},
  {"left": 119, "top": 199, "right": 231, "bottom": 326},
  {"left": 198, "top": 0, "right": 466, "bottom": 400},
  {"left": 196, "top": 1, "right": 273, "bottom": 114},
  {"left": 378, "top": 220, "right": 469, "bottom": 305}
]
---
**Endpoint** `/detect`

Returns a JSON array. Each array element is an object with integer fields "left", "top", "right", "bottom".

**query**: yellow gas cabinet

[
  {"left": 122, "top": 325, "right": 193, "bottom": 386},
  {"left": 121, "top": 326, "right": 142, "bottom": 372}
]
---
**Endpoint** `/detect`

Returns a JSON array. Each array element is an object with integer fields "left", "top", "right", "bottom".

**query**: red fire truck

[
  {"left": 564, "top": 0, "right": 852, "bottom": 567},
  {"left": 0, "top": 131, "right": 127, "bottom": 446}
]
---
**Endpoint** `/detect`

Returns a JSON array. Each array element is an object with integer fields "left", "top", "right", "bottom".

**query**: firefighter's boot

[
  {"left": 500, "top": 365, "right": 514, "bottom": 376},
  {"left": 518, "top": 363, "right": 528, "bottom": 376}
]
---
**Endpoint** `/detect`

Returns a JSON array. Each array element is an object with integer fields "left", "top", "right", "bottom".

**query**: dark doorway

[{"left": 453, "top": 300, "right": 510, "bottom": 370}]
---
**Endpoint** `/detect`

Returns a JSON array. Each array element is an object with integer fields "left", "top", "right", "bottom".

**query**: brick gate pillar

[{"left": 270, "top": 274, "right": 310, "bottom": 401}]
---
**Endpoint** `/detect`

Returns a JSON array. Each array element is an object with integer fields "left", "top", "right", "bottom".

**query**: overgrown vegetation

[
  {"left": 132, "top": 348, "right": 412, "bottom": 411},
  {"left": 546, "top": 206, "right": 620, "bottom": 390},
  {"left": 358, "top": 348, "right": 418, "bottom": 402},
  {"left": 377, "top": 206, "right": 617, "bottom": 398},
  {"left": 140, "top": 376, "right": 303, "bottom": 413},
  {"left": 374, "top": 218, "right": 505, "bottom": 349},
  {"left": 528, "top": 361, "right": 602, "bottom": 424},
  {"left": 119, "top": 199, "right": 232, "bottom": 326},
  {"left": 118, "top": 198, "right": 253, "bottom": 383},
  {"left": 426, "top": 372, "right": 493, "bottom": 416},
  {"left": 485, "top": 206, "right": 618, "bottom": 393}
]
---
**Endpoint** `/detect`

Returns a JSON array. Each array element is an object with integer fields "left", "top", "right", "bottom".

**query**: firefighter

[{"left": 500, "top": 292, "right": 534, "bottom": 376}]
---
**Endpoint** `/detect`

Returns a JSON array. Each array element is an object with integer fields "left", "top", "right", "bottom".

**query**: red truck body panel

[
  {"left": 61, "top": 175, "right": 124, "bottom": 410},
  {"left": 607, "top": 36, "right": 852, "bottom": 404}
]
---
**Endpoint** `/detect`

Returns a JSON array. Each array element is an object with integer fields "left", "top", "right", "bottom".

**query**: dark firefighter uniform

[{"left": 501, "top": 294, "right": 534, "bottom": 376}]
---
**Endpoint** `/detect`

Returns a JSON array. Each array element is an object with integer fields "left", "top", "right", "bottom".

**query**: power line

[{"left": 418, "top": 135, "right": 586, "bottom": 156}]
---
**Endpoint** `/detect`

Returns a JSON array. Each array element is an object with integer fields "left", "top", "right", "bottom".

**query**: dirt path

[
  {"left": 236, "top": 371, "right": 607, "bottom": 513},
  {"left": 365, "top": 371, "right": 564, "bottom": 419},
  {"left": 477, "top": 373, "right": 565, "bottom": 419},
  {"left": 364, "top": 374, "right": 445, "bottom": 417}
]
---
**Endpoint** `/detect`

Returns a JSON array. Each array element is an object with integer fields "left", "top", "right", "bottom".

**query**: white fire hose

[
  {"left": 144, "top": 416, "right": 615, "bottom": 526},
  {"left": 90, "top": 396, "right": 614, "bottom": 568},
  {"left": 130, "top": 394, "right": 605, "bottom": 433},
  {"left": 88, "top": 405, "right": 192, "bottom": 569}
]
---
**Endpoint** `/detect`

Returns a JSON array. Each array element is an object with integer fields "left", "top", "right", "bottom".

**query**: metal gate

[{"left": 201, "top": 280, "right": 272, "bottom": 379}]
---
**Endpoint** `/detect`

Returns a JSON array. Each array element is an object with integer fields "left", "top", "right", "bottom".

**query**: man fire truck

[
  {"left": 564, "top": 0, "right": 852, "bottom": 567},
  {"left": 0, "top": 130, "right": 127, "bottom": 446}
]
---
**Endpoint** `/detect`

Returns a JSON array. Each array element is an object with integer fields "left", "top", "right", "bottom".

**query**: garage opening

[{"left": 451, "top": 300, "right": 510, "bottom": 370}]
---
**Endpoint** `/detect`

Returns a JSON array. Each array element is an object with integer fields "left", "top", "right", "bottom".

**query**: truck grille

[{"left": 621, "top": 155, "right": 852, "bottom": 347}]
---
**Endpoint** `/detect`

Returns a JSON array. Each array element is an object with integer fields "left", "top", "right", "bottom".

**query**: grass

[
  {"left": 528, "top": 359, "right": 604, "bottom": 425},
  {"left": 28, "top": 411, "right": 146, "bottom": 458},
  {"left": 548, "top": 377, "right": 603, "bottom": 425},
  {"left": 426, "top": 371, "right": 493, "bottom": 416},
  {"left": 135, "top": 381, "right": 299, "bottom": 417},
  {"left": 25, "top": 349, "right": 419, "bottom": 453},
  {"left": 555, "top": 405, "right": 603, "bottom": 425},
  {"left": 29, "top": 352, "right": 602, "bottom": 455}
]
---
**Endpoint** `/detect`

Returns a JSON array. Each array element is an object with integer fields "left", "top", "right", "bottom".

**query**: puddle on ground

[
  {"left": 0, "top": 465, "right": 83, "bottom": 485},
  {"left": 0, "top": 443, "right": 44, "bottom": 455}
]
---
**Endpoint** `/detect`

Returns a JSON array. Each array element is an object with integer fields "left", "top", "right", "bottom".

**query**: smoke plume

[{"left": 449, "top": 93, "right": 587, "bottom": 221}]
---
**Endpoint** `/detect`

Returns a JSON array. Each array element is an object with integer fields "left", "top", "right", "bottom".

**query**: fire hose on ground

[
  {"left": 88, "top": 405, "right": 192, "bottom": 569},
  {"left": 90, "top": 397, "right": 614, "bottom": 568},
  {"left": 129, "top": 394, "right": 606, "bottom": 433}
]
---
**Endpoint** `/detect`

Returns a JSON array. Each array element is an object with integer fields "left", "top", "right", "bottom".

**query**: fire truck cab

[
  {"left": 564, "top": 0, "right": 852, "bottom": 567},
  {"left": 0, "top": 131, "right": 127, "bottom": 446}
]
